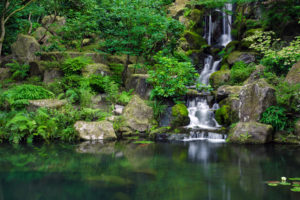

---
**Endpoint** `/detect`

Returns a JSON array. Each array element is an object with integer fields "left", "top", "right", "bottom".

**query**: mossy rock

[
  {"left": 227, "top": 51, "right": 255, "bottom": 65},
  {"left": 184, "top": 30, "right": 207, "bottom": 49},
  {"left": 215, "top": 105, "right": 230, "bottom": 126},
  {"left": 209, "top": 70, "right": 230, "bottom": 89},
  {"left": 171, "top": 104, "right": 190, "bottom": 128}
]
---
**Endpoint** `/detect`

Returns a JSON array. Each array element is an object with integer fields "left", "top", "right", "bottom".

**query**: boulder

[
  {"left": 218, "top": 95, "right": 240, "bottom": 126},
  {"left": 113, "top": 105, "right": 124, "bottom": 116},
  {"left": 28, "top": 99, "right": 67, "bottom": 111},
  {"left": 29, "top": 61, "right": 45, "bottom": 77},
  {"left": 0, "top": 68, "right": 10, "bottom": 81},
  {"left": 42, "top": 15, "right": 66, "bottom": 34},
  {"left": 82, "top": 63, "right": 111, "bottom": 77},
  {"left": 184, "top": 31, "right": 207, "bottom": 49},
  {"left": 244, "top": 64, "right": 265, "bottom": 84},
  {"left": 285, "top": 61, "right": 300, "bottom": 84},
  {"left": 209, "top": 70, "right": 230, "bottom": 89},
  {"left": 227, "top": 122, "right": 273, "bottom": 144},
  {"left": 126, "top": 64, "right": 147, "bottom": 78},
  {"left": 32, "top": 27, "right": 53, "bottom": 44},
  {"left": 123, "top": 95, "right": 153, "bottom": 132},
  {"left": 239, "top": 79, "right": 276, "bottom": 122},
  {"left": 227, "top": 51, "right": 255, "bottom": 65},
  {"left": 11, "top": 34, "right": 40, "bottom": 62},
  {"left": 216, "top": 85, "right": 242, "bottom": 102},
  {"left": 74, "top": 121, "right": 117, "bottom": 140},
  {"left": 125, "top": 74, "right": 152, "bottom": 99},
  {"left": 171, "top": 104, "right": 190, "bottom": 127},
  {"left": 168, "top": 0, "right": 189, "bottom": 18},
  {"left": 43, "top": 68, "right": 63, "bottom": 84}
]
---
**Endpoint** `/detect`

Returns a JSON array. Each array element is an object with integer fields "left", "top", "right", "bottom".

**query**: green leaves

[
  {"left": 61, "top": 56, "right": 92, "bottom": 75},
  {"left": 260, "top": 106, "right": 288, "bottom": 131},
  {"left": 148, "top": 52, "right": 197, "bottom": 100}
]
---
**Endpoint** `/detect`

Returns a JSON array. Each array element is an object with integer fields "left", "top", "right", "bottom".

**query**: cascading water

[{"left": 186, "top": 3, "right": 233, "bottom": 141}]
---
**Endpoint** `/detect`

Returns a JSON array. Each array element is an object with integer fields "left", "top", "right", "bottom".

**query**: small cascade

[{"left": 186, "top": 3, "right": 233, "bottom": 141}]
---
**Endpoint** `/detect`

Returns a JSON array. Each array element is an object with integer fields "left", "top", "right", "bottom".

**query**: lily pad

[
  {"left": 133, "top": 141, "right": 154, "bottom": 144},
  {"left": 280, "top": 182, "right": 291, "bottom": 186},
  {"left": 289, "top": 178, "right": 300, "bottom": 181},
  {"left": 291, "top": 187, "right": 300, "bottom": 192},
  {"left": 268, "top": 183, "right": 279, "bottom": 187}
]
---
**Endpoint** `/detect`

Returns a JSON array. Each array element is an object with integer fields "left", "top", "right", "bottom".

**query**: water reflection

[{"left": 0, "top": 142, "right": 300, "bottom": 200}]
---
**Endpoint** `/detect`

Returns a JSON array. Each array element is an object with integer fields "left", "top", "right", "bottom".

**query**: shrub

[
  {"left": 147, "top": 100, "right": 167, "bottom": 120},
  {"left": 276, "top": 82, "right": 300, "bottom": 112},
  {"left": 230, "top": 61, "right": 255, "bottom": 85},
  {"left": 6, "top": 60, "right": 30, "bottom": 81},
  {"left": 61, "top": 56, "right": 92, "bottom": 75},
  {"left": 260, "top": 106, "right": 288, "bottom": 131},
  {"left": 147, "top": 52, "right": 197, "bottom": 100}
]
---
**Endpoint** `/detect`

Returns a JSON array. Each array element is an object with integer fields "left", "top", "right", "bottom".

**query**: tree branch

[{"left": 4, "top": 0, "right": 35, "bottom": 24}]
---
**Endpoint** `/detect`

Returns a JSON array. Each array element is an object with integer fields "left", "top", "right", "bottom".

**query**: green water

[{"left": 0, "top": 141, "right": 299, "bottom": 200}]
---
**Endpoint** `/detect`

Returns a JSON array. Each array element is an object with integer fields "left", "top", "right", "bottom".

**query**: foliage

[
  {"left": 276, "top": 82, "right": 300, "bottom": 112},
  {"left": 148, "top": 52, "right": 197, "bottom": 99},
  {"left": 61, "top": 56, "right": 92, "bottom": 75},
  {"left": 6, "top": 60, "right": 30, "bottom": 80},
  {"left": 147, "top": 100, "right": 167, "bottom": 120},
  {"left": 230, "top": 61, "right": 255, "bottom": 85},
  {"left": 245, "top": 31, "right": 300, "bottom": 76},
  {"left": 260, "top": 106, "right": 288, "bottom": 131},
  {"left": 2, "top": 84, "right": 54, "bottom": 109},
  {"left": 196, "top": 83, "right": 214, "bottom": 93},
  {"left": 99, "top": 0, "right": 184, "bottom": 59}
]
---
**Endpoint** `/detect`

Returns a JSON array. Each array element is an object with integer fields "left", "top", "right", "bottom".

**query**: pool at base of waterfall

[{"left": 0, "top": 142, "right": 299, "bottom": 200}]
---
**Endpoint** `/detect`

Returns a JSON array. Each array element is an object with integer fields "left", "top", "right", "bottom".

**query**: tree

[
  {"left": 99, "top": 0, "right": 184, "bottom": 81},
  {"left": 0, "top": 0, "right": 35, "bottom": 56}
]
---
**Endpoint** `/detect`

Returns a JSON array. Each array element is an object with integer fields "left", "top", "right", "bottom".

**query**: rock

[
  {"left": 0, "top": 68, "right": 10, "bottom": 81},
  {"left": 171, "top": 104, "right": 190, "bottom": 127},
  {"left": 216, "top": 85, "right": 242, "bottom": 102},
  {"left": 219, "top": 95, "right": 240, "bottom": 125},
  {"left": 43, "top": 68, "right": 63, "bottom": 84},
  {"left": 244, "top": 64, "right": 265, "bottom": 84},
  {"left": 82, "top": 63, "right": 111, "bottom": 77},
  {"left": 77, "top": 141, "right": 117, "bottom": 154},
  {"left": 239, "top": 79, "right": 276, "bottom": 122},
  {"left": 285, "top": 61, "right": 300, "bottom": 84},
  {"left": 123, "top": 95, "right": 153, "bottom": 132},
  {"left": 209, "top": 70, "right": 230, "bottom": 89},
  {"left": 42, "top": 15, "right": 66, "bottom": 34},
  {"left": 126, "top": 64, "right": 147, "bottom": 78},
  {"left": 168, "top": 0, "right": 189, "bottom": 18},
  {"left": 227, "top": 122, "right": 273, "bottom": 144},
  {"left": 74, "top": 121, "right": 117, "bottom": 140},
  {"left": 113, "top": 105, "right": 124, "bottom": 116},
  {"left": 28, "top": 99, "right": 67, "bottom": 111},
  {"left": 295, "top": 120, "right": 300, "bottom": 136},
  {"left": 227, "top": 51, "right": 255, "bottom": 65},
  {"left": 274, "top": 131, "right": 300, "bottom": 144},
  {"left": 11, "top": 34, "right": 40, "bottom": 62},
  {"left": 149, "top": 126, "right": 171, "bottom": 139},
  {"left": 125, "top": 74, "right": 152, "bottom": 99},
  {"left": 32, "top": 27, "right": 53, "bottom": 44},
  {"left": 82, "top": 38, "right": 92, "bottom": 46},
  {"left": 184, "top": 31, "right": 207, "bottom": 49},
  {"left": 29, "top": 61, "right": 45, "bottom": 77},
  {"left": 215, "top": 105, "right": 232, "bottom": 126}
]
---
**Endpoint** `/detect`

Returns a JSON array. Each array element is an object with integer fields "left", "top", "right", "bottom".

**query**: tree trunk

[{"left": 0, "top": 16, "right": 6, "bottom": 56}]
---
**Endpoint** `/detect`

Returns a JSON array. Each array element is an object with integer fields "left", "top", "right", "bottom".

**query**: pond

[{"left": 0, "top": 141, "right": 300, "bottom": 200}]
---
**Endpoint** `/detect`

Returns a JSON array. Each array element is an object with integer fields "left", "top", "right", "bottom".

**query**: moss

[
  {"left": 171, "top": 104, "right": 190, "bottom": 127},
  {"left": 185, "top": 49, "right": 203, "bottom": 56},
  {"left": 209, "top": 70, "right": 230, "bottom": 89},
  {"left": 215, "top": 105, "right": 231, "bottom": 126},
  {"left": 184, "top": 30, "right": 207, "bottom": 49},
  {"left": 220, "top": 64, "right": 230, "bottom": 71}
]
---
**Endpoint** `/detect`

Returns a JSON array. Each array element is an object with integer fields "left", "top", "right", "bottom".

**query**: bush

[
  {"left": 147, "top": 52, "right": 197, "bottom": 100},
  {"left": 6, "top": 60, "right": 30, "bottom": 81},
  {"left": 230, "top": 61, "right": 255, "bottom": 85},
  {"left": 61, "top": 56, "right": 92, "bottom": 75},
  {"left": 276, "top": 82, "right": 300, "bottom": 112},
  {"left": 260, "top": 106, "right": 288, "bottom": 131}
]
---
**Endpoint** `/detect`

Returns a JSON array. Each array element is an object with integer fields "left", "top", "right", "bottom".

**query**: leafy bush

[
  {"left": 230, "top": 61, "right": 255, "bottom": 85},
  {"left": 148, "top": 100, "right": 167, "bottom": 120},
  {"left": 147, "top": 52, "right": 197, "bottom": 99},
  {"left": 6, "top": 60, "right": 30, "bottom": 80},
  {"left": 61, "top": 56, "right": 92, "bottom": 75},
  {"left": 276, "top": 82, "right": 300, "bottom": 112},
  {"left": 2, "top": 84, "right": 54, "bottom": 109},
  {"left": 260, "top": 106, "right": 288, "bottom": 131},
  {"left": 245, "top": 31, "right": 300, "bottom": 76}
]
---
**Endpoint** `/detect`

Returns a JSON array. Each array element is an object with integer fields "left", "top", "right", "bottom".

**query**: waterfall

[{"left": 186, "top": 3, "right": 233, "bottom": 141}]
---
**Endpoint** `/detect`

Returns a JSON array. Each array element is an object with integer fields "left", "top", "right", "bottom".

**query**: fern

[
  {"left": 6, "top": 60, "right": 30, "bottom": 80},
  {"left": 260, "top": 106, "right": 288, "bottom": 131}
]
